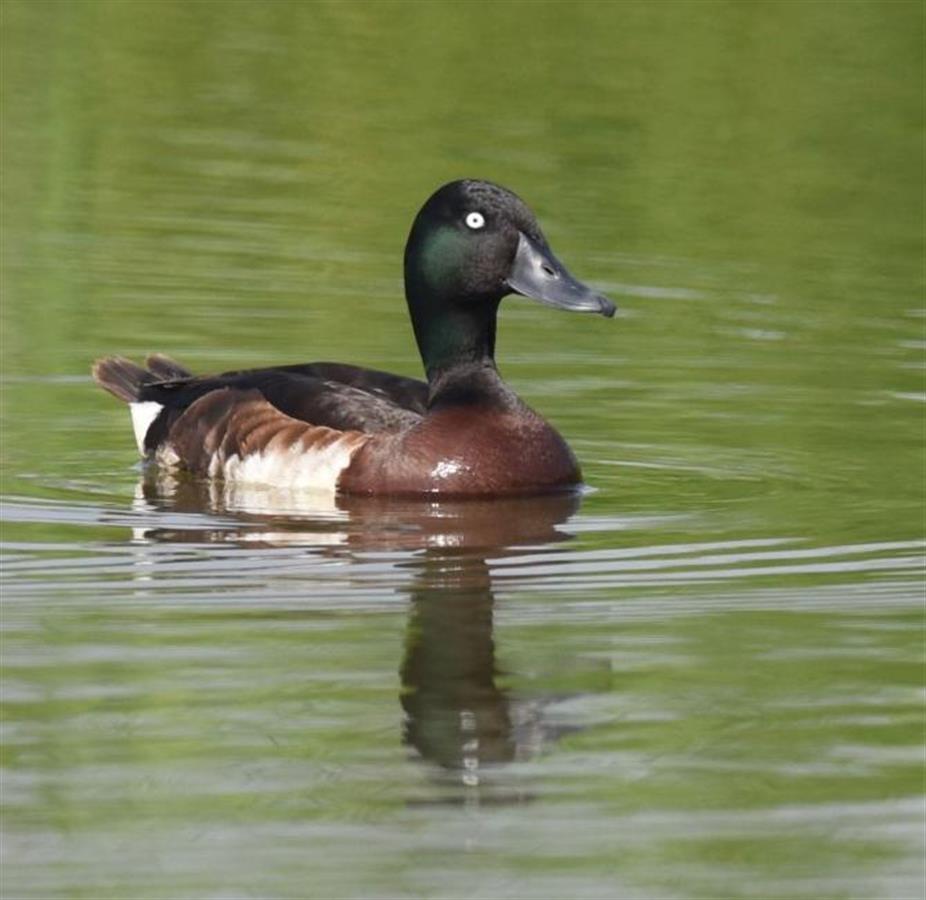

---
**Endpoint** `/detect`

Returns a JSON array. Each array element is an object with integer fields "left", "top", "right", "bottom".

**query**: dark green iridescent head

[{"left": 403, "top": 179, "right": 615, "bottom": 379}]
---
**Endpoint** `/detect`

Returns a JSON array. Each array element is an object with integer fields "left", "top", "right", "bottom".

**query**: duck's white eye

[{"left": 465, "top": 211, "right": 485, "bottom": 230}]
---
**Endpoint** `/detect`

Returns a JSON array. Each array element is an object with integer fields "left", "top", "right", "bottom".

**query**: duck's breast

[{"left": 338, "top": 406, "right": 581, "bottom": 497}]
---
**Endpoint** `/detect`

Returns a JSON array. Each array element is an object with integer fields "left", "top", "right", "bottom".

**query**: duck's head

[{"left": 404, "top": 179, "right": 615, "bottom": 378}]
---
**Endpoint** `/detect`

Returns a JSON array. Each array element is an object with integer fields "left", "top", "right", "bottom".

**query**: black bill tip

[{"left": 595, "top": 294, "right": 617, "bottom": 318}]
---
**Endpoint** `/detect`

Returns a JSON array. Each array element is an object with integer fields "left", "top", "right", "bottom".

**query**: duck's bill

[{"left": 505, "top": 232, "right": 616, "bottom": 318}]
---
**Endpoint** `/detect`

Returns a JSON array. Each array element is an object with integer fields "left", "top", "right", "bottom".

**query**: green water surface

[{"left": 2, "top": 2, "right": 924, "bottom": 898}]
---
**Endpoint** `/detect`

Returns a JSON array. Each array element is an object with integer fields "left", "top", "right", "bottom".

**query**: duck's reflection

[
  {"left": 401, "top": 554, "right": 511, "bottom": 774},
  {"left": 135, "top": 468, "right": 579, "bottom": 550},
  {"left": 134, "top": 470, "right": 583, "bottom": 789}
]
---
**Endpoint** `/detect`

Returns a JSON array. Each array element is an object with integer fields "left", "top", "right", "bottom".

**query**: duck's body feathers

[
  {"left": 94, "top": 353, "right": 581, "bottom": 496},
  {"left": 160, "top": 387, "right": 370, "bottom": 492},
  {"left": 137, "top": 362, "right": 426, "bottom": 449},
  {"left": 95, "top": 356, "right": 428, "bottom": 482}
]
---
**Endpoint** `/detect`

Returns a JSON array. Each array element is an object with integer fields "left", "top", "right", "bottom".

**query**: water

[{"left": 2, "top": 2, "right": 924, "bottom": 898}]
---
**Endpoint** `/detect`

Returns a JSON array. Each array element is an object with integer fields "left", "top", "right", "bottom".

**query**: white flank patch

[
  {"left": 129, "top": 402, "right": 163, "bottom": 455},
  {"left": 216, "top": 435, "right": 362, "bottom": 493}
]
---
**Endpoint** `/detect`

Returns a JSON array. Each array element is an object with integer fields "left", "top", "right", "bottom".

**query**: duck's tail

[
  {"left": 92, "top": 354, "right": 192, "bottom": 403},
  {"left": 92, "top": 354, "right": 193, "bottom": 454}
]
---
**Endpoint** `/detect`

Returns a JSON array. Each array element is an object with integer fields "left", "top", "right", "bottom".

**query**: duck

[{"left": 93, "top": 179, "right": 615, "bottom": 497}]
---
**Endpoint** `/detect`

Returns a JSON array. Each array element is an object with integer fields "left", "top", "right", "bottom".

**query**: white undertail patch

[
  {"left": 213, "top": 434, "right": 364, "bottom": 494},
  {"left": 129, "top": 402, "right": 163, "bottom": 455}
]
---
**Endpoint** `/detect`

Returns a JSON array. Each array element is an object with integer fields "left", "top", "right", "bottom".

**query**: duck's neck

[
  {"left": 416, "top": 300, "right": 498, "bottom": 377},
  {"left": 405, "top": 276, "right": 513, "bottom": 408},
  {"left": 425, "top": 358, "right": 521, "bottom": 410},
  {"left": 419, "top": 311, "right": 517, "bottom": 409}
]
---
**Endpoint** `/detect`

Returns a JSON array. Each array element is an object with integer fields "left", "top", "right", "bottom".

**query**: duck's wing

[
  {"left": 274, "top": 362, "right": 429, "bottom": 414},
  {"left": 146, "top": 362, "right": 426, "bottom": 431},
  {"left": 93, "top": 356, "right": 426, "bottom": 458}
]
